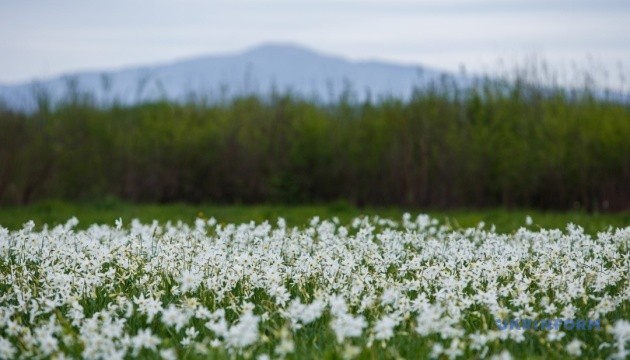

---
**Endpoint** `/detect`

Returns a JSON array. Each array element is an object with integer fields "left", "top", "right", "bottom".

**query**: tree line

[{"left": 1, "top": 77, "right": 628, "bottom": 211}]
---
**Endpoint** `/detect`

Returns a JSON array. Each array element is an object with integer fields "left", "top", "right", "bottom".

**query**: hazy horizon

[{"left": 1, "top": 0, "right": 629, "bottom": 89}]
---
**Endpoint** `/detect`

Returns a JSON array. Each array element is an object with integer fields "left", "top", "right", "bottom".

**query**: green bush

[{"left": 0, "top": 75, "right": 628, "bottom": 211}]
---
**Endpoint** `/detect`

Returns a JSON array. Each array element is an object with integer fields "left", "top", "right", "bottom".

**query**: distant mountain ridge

[{"left": 0, "top": 43, "right": 452, "bottom": 111}]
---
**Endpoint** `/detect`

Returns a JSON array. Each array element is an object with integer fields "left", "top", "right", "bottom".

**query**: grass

[{"left": 0, "top": 199, "right": 628, "bottom": 234}]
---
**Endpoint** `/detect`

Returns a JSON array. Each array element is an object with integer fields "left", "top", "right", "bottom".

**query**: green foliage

[
  {"left": 0, "top": 76, "right": 628, "bottom": 210},
  {"left": 0, "top": 201, "right": 628, "bottom": 235}
]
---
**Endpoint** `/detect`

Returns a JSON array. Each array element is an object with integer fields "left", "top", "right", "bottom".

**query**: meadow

[
  {"left": 1, "top": 66, "right": 629, "bottom": 359},
  {"left": 0, "top": 210, "right": 628, "bottom": 359},
  {"left": 0, "top": 201, "right": 629, "bottom": 234}
]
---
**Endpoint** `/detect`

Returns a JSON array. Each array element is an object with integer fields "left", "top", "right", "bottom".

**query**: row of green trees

[{"left": 1, "top": 79, "right": 629, "bottom": 211}]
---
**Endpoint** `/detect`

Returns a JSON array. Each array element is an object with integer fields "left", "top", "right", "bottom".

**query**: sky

[{"left": 1, "top": 0, "right": 629, "bottom": 87}]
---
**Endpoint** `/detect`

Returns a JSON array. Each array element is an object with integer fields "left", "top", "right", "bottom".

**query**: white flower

[
  {"left": 270, "top": 285, "right": 291, "bottom": 307},
  {"left": 134, "top": 294, "right": 162, "bottom": 322},
  {"left": 185, "top": 326, "right": 199, "bottom": 339},
  {"left": 0, "top": 337, "right": 16, "bottom": 359},
  {"left": 34, "top": 328, "right": 58, "bottom": 356},
  {"left": 132, "top": 328, "right": 160, "bottom": 355},
  {"left": 161, "top": 304, "right": 189, "bottom": 331},
  {"left": 179, "top": 270, "right": 202, "bottom": 293},
  {"left": 566, "top": 339, "right": 583, "bottom": 356},
  {"left": 331, "top": 313, "right": 367, "bottom": 343},
  {"left": 205, "top": 316, "right": 228, "bottom": 338},
  {"left": 610, "top": 320, "right": 630, "bottom": 359},
  {"left": 611, "top": 320, "right": 630, "bottom": 344},
  {"left": 160, "top": 348, "right": 177, "bottom": 360},
  {"left": 430, "top": 343, "right": 444, "bottom": 359},
  {"left": 329, "top": 295, "right": 348, "bottom": 316},
  {"left": 1, "top": 214, "right": 628, "bottom": 359},
  {"left": 380, "top": 288, "right": 399, "bottom": 306},
  {"left": 209, "top": 339, "right": 222, "bottom": 348},
  {"left": 286, "top": 299, "right": 325, "bottom": 328},
  {"left": 546, "top": 330, "right": 565, "bottom": 342},
  {"left": 374, "top": 315, "right": 397, "bottom": 340},
  {"left": 225, "top": 308, "right": 260, "bottom": 349}
]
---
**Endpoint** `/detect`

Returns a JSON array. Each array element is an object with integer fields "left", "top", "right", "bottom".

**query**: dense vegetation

[
  {"left": 1, "top": 214, "right": 629, "bottom": 359},
  {"left": 1, "top": 76, "right": 629, "bottom": 210}
]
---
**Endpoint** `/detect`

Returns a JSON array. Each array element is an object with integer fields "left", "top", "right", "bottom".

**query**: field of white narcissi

[{"left": 0, "top": 215, "right": 629, "bottom": 359}]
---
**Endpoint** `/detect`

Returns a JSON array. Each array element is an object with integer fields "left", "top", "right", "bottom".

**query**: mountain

[{"left": 0, "top": 43, "right": 453, "bottom": 111}]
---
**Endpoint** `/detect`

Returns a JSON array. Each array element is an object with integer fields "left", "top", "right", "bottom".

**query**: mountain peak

[
  {"left": 0, "top": 43, "right": 449, "bottom": 112},
  {"left": 238, "top": 43, "right": 337, "bottom": 64},
  {"left": 243, "top": 43, "right": 321, "bottom": 56}
]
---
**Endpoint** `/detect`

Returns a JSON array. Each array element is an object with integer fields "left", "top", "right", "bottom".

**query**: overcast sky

[{"left": 1, "top": 0, "right": 629, "bottom": 86}]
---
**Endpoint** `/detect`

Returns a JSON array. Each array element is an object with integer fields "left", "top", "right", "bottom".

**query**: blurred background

[{"left": 0, "top": 0, "right": 629, "bottom": 212}]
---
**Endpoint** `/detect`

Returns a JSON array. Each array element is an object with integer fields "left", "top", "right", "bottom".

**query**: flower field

[{"left": 0, "top": 214, "right": 629, "bottom": 359}]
